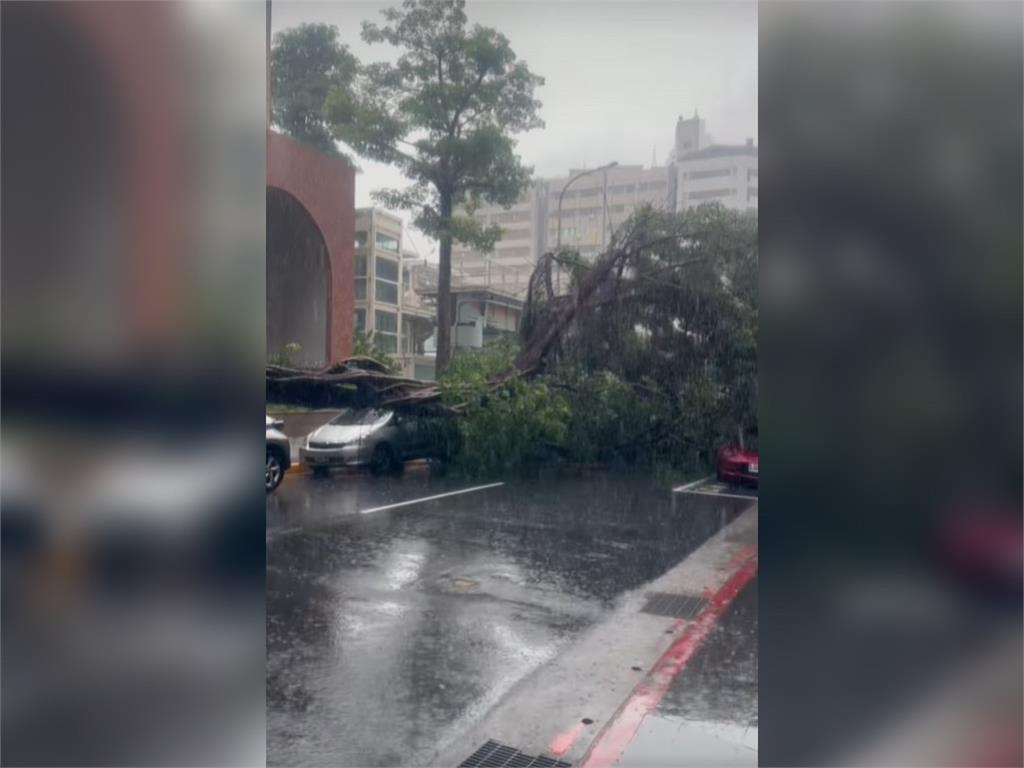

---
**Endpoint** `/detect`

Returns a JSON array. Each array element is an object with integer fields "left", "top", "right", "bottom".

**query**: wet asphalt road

[{"left": 266, "top": 469, "right": 753, "bottom": 767}]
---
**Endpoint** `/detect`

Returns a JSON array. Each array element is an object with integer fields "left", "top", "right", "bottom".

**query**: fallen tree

[{"left": 267, "top": 204, "right": 758, "bottom": 450}]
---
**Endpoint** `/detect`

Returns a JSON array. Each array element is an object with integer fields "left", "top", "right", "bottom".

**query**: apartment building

[
  {"left": 399, "top": 254, "right": 438, "bottom": 380},
  {"left": 442, "top": 111, "right": 754, "bottom": 306},
  {"left": 451, "top": 182, "right": 546, "bottom": 298},
  {"left": 672, "top": 112, "right": 758, "bottom": 212},
  {"left": 353, "top": 207, "right": 406, "bottom": 359},
  {"left": 545, "top": 164, "right": 673, "bottom": 260}
]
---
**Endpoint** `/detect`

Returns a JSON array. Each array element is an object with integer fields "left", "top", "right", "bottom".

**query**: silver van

[
  {"left": 299, "top": 408, "right": 458, "bottom": 474},
  {"left": 266, "top": 416, "right": 291, "bottom": 492}
]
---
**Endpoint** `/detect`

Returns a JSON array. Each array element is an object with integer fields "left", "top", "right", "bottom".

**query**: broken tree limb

[{"left": 266, "top": 206, "right": 709, "bottom": 413}]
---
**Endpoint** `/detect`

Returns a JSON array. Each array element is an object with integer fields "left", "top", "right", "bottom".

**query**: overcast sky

[{"left": 271, "top": 1, "right": 757, "bottom": 260}]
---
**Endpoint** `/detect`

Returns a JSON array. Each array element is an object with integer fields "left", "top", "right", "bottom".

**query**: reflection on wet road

[
  {"left": 266, "top": 471, "right": 752, "bottom": 767},
  {"left": 661, "top": 579, "right": 758, "bottom": 728}
]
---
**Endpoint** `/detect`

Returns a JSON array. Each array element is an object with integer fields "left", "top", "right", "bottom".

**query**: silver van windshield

[{"left": 329, "top": 408, "right": 392, "bottom": 427}]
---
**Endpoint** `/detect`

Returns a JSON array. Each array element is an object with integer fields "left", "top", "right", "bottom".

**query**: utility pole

[
  {"left": 601, "top": 165, "right": 609, "bottom": 251},
  {"left": 556, "top": 162, "right": 618, "bottom": 249},
  {"left": 266, "top": 0, "right": 271, "bottom": 126}
]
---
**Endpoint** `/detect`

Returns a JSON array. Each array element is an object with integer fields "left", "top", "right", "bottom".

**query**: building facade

[
  {"left": 399, "top": 254, "right": 437, "bottom": 381},
  {"left": 545, "top": 164, "right": 673, "bottom": 260},
  {"left": 441, "top": 111, "right": 756, "bottom": 313},
  {"left": 675, "top": 141, "right": 758, "bottom": 213},
  {"left": 672, "top": 112, "right": 758, "bottom": 213},
  {"left": 451, "top": 182, "right": 546, "bottom": 298},
  {"left": 353, "top": 207, "right": 407, "bottom": 360},
  {"left": 268, "top": 130, "right": 355, "bottom": 366}
]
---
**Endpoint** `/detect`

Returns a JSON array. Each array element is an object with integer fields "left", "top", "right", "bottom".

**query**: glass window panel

[
  {"left": 374, "top": 310, "right": 397, "bottom": 333},
  {"left": 376, "top": 257, "right": 398, "bottom": 282},
  {"left": 376, "top": 232, "right": 399, "bottom": 252},
  {"left": 375, "top": 280, "right": 398, "bottom": 304}
]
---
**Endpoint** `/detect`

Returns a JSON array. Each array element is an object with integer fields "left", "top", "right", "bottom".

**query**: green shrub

[{"left": 440, "top": 340, "right": 570, "bottom": 477}]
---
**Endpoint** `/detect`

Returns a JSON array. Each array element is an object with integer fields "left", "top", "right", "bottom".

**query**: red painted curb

[
  {"left": 578, "top": 545, "right": 758, "bottom": 768},
  {"left": 548, "top": 721, "right": 588, "bottom": 757}
]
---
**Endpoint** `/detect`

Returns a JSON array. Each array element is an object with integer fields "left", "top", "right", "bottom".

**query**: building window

[
  {"left": 496, "top": 246, "right": 531, "bottom": 260},
  {"left": 354, "top": 309, "right": 366, "bottom": 332},
  {"left": 354, "top": 231, "right": 368, "bottom": 248},
  {"left": 374, "top": 310, "right": 398, "bottom": 353},
  {"left": 376, "top": 257, "right": 399, "bottom": 282},
  {"left": 375, "top": 280, "right": 398, "bottom": 304},
  {"left": 748, "top": 169, "right": 758, "bottom": 180},
  {"left": 748, "top": 187, "right": 758, "bottom": 200},
  {"left": 688, "top": 188, "right": 735, "bottom": 201},
  {"left": 374, "top": 256, "right": 399, "bottom": 304},
  {"left": 376, "top": 231, "right": 399, "bottom": 253},
  {"left": 355, "top": 278, "right": 367, "bottom": 300},
  {"left": 500, "top": 228, "right": 531, "bottom": 240},
  {"left": 491, "top": 210, "right": 531, "bottom": 224},
  {"left": 355, "top": 253, "right": 368, "bottom": 276},
  {"left": 685, "top": 168, "right": 732, "bottom": 180}
]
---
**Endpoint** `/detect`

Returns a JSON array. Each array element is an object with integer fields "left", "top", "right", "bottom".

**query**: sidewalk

[
  {"left": 438, "top": 502, "right": 758, "bottom": 768},
  {"left": 600, "top": 578, "right": 757, "bottom": 766}
]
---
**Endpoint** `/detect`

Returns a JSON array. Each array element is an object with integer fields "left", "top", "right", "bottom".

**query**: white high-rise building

[
  {"left": 672, "top": 112, "right": 758, "bottom": 213},
  {"left": 451, "top": 182, "right": 546, "bottom": 298},
  {"left": 444, "top": 111, "right": 756, "bottom": 306},
  {"left": 545, "top": 164, "right": 673, "bottom": 261}
]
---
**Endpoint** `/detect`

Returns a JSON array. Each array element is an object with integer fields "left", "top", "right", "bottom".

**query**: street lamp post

[
  {"left": 555, "top": 162, "right": 617, "bottom": 293},
  {"left": 556, "top": 161, "right": 618, "bottom": 251}
]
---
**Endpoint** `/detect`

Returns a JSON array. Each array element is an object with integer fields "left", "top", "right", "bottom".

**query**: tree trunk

[{"left": 435, "top": 191, "right": 454, "bottom": 376}]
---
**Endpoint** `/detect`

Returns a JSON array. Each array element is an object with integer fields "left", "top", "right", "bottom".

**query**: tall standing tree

[
  {"left": 325, "top": 0, "right": 544, "bottom": 374},
  {"left": 271, "top": 23, "right": 357, "bottom": 155}
]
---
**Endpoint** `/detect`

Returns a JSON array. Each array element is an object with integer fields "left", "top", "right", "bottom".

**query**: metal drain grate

[
  {"left": 641, "top": 591, "right": 708, "bottom": 619},
  {"left": 458, "top": 739, "right": 571, "bottom": 768}
]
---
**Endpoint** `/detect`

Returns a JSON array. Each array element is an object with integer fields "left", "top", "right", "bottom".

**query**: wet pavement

[
  {"left": 613, "top": 579, "right": 758, "bottom": 766},
  {"left": 266, "top": 469, "right": 753, "bottom": 767}
]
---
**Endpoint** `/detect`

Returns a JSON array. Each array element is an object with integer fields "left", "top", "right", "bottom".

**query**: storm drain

[
  {"left": 458, "top": 739, "right": 571, "bottom": 768},
  {"left": 640, "top": 591, "right": 708, "bottom": 620}
]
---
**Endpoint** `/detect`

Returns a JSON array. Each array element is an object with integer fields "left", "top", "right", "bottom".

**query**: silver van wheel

[
  {"left": 371, "top": 443, "right": 396, "bottom": 475},
  {"left": 266, "top": 451, "right": 283, "bottom": 491}
]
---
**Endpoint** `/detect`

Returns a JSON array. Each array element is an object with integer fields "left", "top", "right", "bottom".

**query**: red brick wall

[{"left": 267, "top": 130, "right": 355, "bottom": 363}]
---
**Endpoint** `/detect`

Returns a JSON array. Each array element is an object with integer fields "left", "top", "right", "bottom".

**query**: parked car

[
  {"left": 300, "top": 407, "right": 458, "bottom": 475},
  {"left": 266, "top": 416, "right": 291, "bottom": 492},
  {"left": 716, "top": 443, "right": 759, "bottom": 486},
  {"left": 937, "top": 504, "right": 1022, "bottom": 601}
]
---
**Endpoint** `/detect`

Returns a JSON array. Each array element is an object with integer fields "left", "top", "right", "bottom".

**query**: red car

[
  {"left": 938, "top": 505, "right": 1022, "bottom": 598},
  {"left": 716, "top": 444, "right": 759, "bottom": 486}
]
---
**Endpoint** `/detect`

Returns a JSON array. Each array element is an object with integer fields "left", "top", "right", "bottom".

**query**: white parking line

[
  {"left": 672, "top": 475, "right": 713, "bottom": 493},
  {"left": 676, "top": 489, "right": 757, "bottom": 501},
  {"left": 359, "top": 482, "right": 505, "bottom": 514}
]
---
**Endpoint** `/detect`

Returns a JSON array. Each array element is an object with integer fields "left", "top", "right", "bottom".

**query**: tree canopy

[
  {"left": 271, "top": 23, "right": 357, "bottom": 156},
  {"left": 267, "top": 203, "right": 759, "bottom": 476},
  {"left": 325, "top": 0, "right": 544, "bottom": 374}
]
